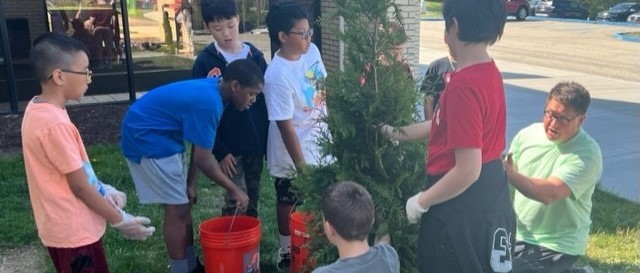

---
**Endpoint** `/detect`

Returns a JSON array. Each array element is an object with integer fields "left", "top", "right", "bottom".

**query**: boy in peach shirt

[{"left": 21, "top": 32, "right": 154, "bottom": 273}]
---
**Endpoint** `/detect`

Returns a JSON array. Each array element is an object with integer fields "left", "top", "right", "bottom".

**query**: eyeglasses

[
  {"left": 49, "top": 69, "right": 93, "bottom": 82},
  {"left": 62, "top": 69, "right": 93, "bottom": 82},
  {"left": 543, "top": 110, "right": 580, "bottom": 125},
  {"left": 288, "top": 28, "right": 314, "bottom": 40}
]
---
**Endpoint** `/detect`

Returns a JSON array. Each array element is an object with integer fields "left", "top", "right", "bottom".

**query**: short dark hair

[
  {"left": 442, "top": 0, "right": 506, "bottom": 45},
  {"left": 224, "top": 59, "right": 264, "bottom": 88},
  {"left": 547, "top": 81, "right": 591, "bottom": 114},
  {"left": 29, "top": 32, "right": 88, "bottom": 83},
  {"left": 388, "top": 22, "right": 407, "bottom": 46},
  {"left": 322, "top": 181, "right": 374, "bottom": 241},
  {"left": 265, "top": 1, "right": 310, "bottom": 47},
  {"left": 201, "top": 0, "right": 237, "bottom": 24}
]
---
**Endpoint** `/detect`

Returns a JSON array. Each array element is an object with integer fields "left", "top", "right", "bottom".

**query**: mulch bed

[{"left": 0, "top": 103, "right": 129, "bottom": 155}]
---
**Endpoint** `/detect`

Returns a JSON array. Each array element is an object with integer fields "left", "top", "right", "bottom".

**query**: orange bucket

[
  {"left": 199, "top": 216, "right": 261, "bottom": 273},
  {"left": 289, "top": 212, "right": 313, "bottom": 273}
]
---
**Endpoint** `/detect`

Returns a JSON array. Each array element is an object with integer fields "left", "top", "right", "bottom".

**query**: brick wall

[
  {"left": 320, "top": 0, "right": 420, "bottom": 79},
  {"left": 319, "top": 0, "right": 340, "bottom": 73},
  {"left": 4, "top": 0, "right": 48, "bottom": 45},
  {"left": 395, "top": 0, "right": 421, "bottom": 80}
]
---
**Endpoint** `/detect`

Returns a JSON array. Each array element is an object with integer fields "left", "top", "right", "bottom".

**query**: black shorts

[
  {"left": 512, "top": 241, "right": 579, "bottom": 273},
  {"left": 418, "top": 160, "right": 516, "bottom": 273},
  {"left": 418, "top": 210, "right": 516, "bottom": 273},
  {"left": 274, "top": 177, "right": 302, "bottom": 206}
]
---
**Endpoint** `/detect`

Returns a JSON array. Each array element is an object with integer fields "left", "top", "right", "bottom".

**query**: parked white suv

[{"left": 535, "top": 0, "right": 553, "bottom": 16}]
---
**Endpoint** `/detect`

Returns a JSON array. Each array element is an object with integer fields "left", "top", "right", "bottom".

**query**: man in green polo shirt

[{"left": 503, "top": 81, "right": 602, "bottom": 273}]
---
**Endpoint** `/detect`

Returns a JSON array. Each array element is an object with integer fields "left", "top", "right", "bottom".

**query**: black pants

[
  {"left": 221, "top": 155, "right": 263, "bottom": 217},
  {"left": 93, "top": 27, "right": 114, "bottom": 64}
]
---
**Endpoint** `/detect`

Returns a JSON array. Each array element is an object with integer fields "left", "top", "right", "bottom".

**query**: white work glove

[
  {"left": 378, "top": 124, "right": 400, "bottom": 146},
  {"left": 110, "top": 210, "right": 156, "bottom": 240},
  {"left": 101, "top": 182, "right": 127, "bottom": 209},
  {"left": 406, "top": 192, "right": 430, "bottom": 224}
]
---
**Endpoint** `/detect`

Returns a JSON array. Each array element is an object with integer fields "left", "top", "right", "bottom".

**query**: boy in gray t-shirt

[{"left": 313, "top": 181, "right": 400, "bottom": 273}]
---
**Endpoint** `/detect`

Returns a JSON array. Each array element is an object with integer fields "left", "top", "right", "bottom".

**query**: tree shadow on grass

[
  {"left": 590, "top": 189, "right": 640, "bottom": 232},
  {"left": 581, "top": 189, "right": 640, "bottom": 273}
]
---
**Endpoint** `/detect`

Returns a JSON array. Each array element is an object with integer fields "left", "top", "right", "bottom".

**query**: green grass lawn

[
  {"left": 422, "top": 1, "right": 444, "bottom": 19},
  {"left": 1, "top": 145, "right": 638, "bottom": 272},
  {"left": 0, "top": 145, "right": 279, "bottom": 272}
]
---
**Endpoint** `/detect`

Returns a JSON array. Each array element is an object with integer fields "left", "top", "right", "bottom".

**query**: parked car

[
  {"left": 535, "top": 0, "right": 553, "bottom": 15},
  {"left": 506, "top": 0, "right": 531, "bottom": 20},
  {"left": 529, "top": 0, "right": 541, "bottom": 15},
  {"left": 596, "top": 2, "right": 640, "bottom": 22},
  {"left": 628, "top": 12, "right": 640, "bottom": 22},
  {"left": 250, "top": 27, "right": 269, "bottom": 34},
  {"left": 536, "top": 0, "right": 589, "bottom": 19}
]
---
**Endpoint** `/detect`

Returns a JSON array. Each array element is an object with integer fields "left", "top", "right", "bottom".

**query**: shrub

[{"left": 295, "top": 0, "right": 425, "bottom": 272}]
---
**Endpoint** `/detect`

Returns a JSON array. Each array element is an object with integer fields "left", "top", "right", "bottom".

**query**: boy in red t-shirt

[
  {"left": 381, "top": 0, "right": 515, "bottom": 271},
  {"left": 22, "top": 33, "right": 154, "bottom": 273}
]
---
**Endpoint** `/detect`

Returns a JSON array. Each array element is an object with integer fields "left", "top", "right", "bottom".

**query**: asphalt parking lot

[
  {"left": 419, "top": 18, "right": 640, "bottom": 81},
  {"left": 420, "top": 18, "right": 639, "bottom": 202}
]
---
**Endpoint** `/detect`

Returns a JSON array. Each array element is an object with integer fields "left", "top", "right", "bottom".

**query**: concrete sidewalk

[{"left": 421, "top": 50, "right": 640, "bottom": 203}]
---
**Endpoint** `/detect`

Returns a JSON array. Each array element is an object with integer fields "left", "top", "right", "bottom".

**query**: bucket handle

[
  {"left": 227, "top": 206, "right": 240, "bottom": 234},
  {"left": 288, "top": 197, "right": 304, "bottom": 219},
  {"left": 224, "top": 206, "right": 240, "bottom": 247}
]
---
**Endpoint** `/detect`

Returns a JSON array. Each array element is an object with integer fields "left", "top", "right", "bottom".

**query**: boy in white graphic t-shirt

[{"left": 264, "top": 1, "right": 328, "bottom": 270}]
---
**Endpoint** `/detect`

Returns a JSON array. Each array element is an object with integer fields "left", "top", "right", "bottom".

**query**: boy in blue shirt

[{"left": 121, "top": 59, "right": 263, "bottom": 273}]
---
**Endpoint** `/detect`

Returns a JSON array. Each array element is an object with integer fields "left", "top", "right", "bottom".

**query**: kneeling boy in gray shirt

[{"left": 313, "top": 181, "right": 400, "bottom": 273}]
